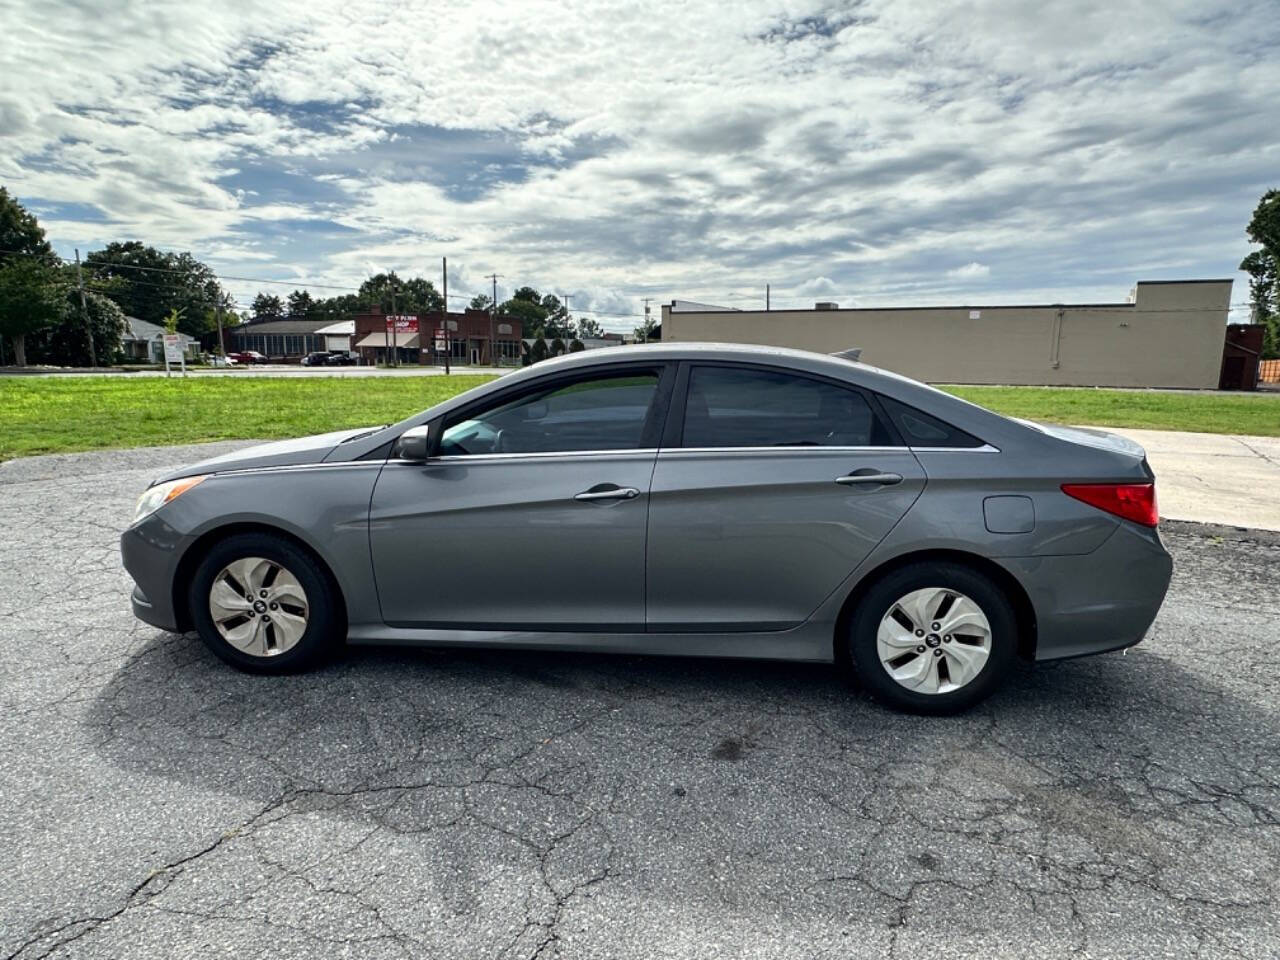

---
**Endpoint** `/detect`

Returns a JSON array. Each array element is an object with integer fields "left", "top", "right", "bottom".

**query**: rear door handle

[
  {"left": 574, "top": 485, "right": 641, "bottom": 502},
  {"left": 835, "top": 472, "right": 903, "bottom": 486}
]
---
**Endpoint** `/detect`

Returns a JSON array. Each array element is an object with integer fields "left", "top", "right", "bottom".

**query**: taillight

[{"left": 1061, "top": 482, "right": 1158, "bottom": 527}]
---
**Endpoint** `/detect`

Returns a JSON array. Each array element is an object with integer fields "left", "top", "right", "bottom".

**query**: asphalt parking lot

[{"left": 2, "top": 443, "right": 1279, "bottom": 959}]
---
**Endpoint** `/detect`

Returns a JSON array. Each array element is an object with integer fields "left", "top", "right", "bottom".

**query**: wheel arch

[
  {"left": 833, "top": 548, "right": 1037, "bottom": 664},
  {"left": 172, "top": 521, "right": 349, "bottom": 633}
]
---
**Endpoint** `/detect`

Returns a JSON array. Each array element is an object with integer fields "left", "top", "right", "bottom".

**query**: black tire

[
  {"left": 846, "top": 561, "right": 1016, "bottom": 715},
  {"left": 188, "top": 532, "right": 343, "bottom": 673}
]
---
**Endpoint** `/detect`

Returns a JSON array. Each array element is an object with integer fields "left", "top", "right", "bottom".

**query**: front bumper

[
  {"left": 1003, "top": 521, "right": 1174, "bottom": 661},
  {"left": 121, "top": 518, "right": 186, "bottom": 632}
]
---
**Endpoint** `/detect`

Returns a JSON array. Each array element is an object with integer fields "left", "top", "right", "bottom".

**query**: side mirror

[{"left": 395, "top": 424, "right": 431, "bottom": 461}]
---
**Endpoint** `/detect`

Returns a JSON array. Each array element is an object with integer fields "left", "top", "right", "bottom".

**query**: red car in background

[{"left": 227, "top": 350, "right": 268, "bottom": 365}]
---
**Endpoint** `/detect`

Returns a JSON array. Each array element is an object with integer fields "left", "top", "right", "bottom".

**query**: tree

[
  {"left": 0, "top": 187, "right": 54, "bottom": 262},
  {"left": 0, "top": 188, "right": 61, "bottom": 365},
  {"left": 251, "top": 293, "right": 284, "bottom": 321},
  {"left": 358, "top": 272, "right": 443, "bottom": 315},
  {"left": 539, "top": 294, "right": 580, "bottom": 339},
  {"left": 287, "top": 289, "right": 315, "bottom": 318},
  {"left": 569, "top": 338, "right": 585, "bottom": 352},
  {"left": 27, "top": 289, "right": 126, "bottom": 366},
  {"left": 84, "top": 242, "right": 227, "bottom": 336},
  {"left": 1240, "top": 189, "right": 1280, "bottom": 358},
  {"left": 0, "top": 257, "right": 66, "bottom": 366},
  {"left": 498, "top": 287, "right": 549, "bottom": 332},
  {"left": 576, "top": 316, "right": 604, "bottom": 339},
  {"left": 469, "top": 293, "right": 492, "bottom": 311},
  {"left": 634, "top": 315, "right": 659, "bottom": 342}
]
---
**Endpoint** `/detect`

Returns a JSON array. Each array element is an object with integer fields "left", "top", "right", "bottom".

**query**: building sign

[
  {"left": 162, "top": 334, "right": 184, "bottom": 362},
  {"left": 162, "top": 334, "right": 185, "bottom": 377},
  {"left": 385, "top": 315, "right": 419, "bottom": 333}
]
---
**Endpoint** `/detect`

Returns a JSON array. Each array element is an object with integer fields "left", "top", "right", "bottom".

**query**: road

[{"left": 1, "top": 443, "right": 1278, "bottom": 959}]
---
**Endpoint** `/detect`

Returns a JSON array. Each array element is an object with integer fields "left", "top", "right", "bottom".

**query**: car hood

[{"left": 153, "top": 426, "right": 382, "bottom": 483}]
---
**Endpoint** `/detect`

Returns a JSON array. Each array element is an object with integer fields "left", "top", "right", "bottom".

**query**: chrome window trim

[
  {"left": 909, "top": 444, "right": 1001, "bottom": 453},
  {"left": 390, "top": 448, "right": 660, "bottom": 465},
  {"left": 660, "top": 445, "right": 910, "bottom": 456}
]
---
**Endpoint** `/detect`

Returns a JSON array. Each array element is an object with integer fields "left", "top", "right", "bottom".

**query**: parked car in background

[
  {"left": 121, "top": 343, "right": 1172, "bottom": 714},
  {"left": 207, "top": 355, "right": 238, "bottom": 367},
  {"left": 227, "top": 350, "right": 268, "bottom": 365},
  {"left": 301, "top": 351, "right": 330, "bottom": 367},
  {"left": 325, "top": 351, "right": 358, "bottom": 366}
]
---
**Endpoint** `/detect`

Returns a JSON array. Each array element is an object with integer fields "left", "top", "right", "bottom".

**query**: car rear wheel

[
  {"left": 846, "top": 562, "right": 1016, "bottom": 714},
  {"left": 188, "top": 532, "right": 342, "bottom": 673}
]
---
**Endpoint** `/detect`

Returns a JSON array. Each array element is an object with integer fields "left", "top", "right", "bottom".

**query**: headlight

[{"left": 133, "top": 475, "right": 208, "bottom": 524}]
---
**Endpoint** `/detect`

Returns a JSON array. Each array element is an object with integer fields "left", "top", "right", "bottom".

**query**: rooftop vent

[{"left": 814, "top": 301, "right": 839, "bottom": 310}]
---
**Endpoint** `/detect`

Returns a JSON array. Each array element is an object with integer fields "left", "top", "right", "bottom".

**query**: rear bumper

[{"left": 1002, "top": 521, "right": 1173, "bottom": 661}]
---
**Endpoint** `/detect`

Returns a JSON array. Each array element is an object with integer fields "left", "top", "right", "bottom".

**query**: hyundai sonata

[{"left": 121, "top": 343, "right": 1172, "bottom": 712}]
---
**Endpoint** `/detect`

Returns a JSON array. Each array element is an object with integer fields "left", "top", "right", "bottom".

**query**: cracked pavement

[{"left": 2, "top": 442, "right": 1279, "bottom": 959}]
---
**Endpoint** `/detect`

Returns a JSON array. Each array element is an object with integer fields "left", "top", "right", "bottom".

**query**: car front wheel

[
  {"left": 847, "top": 562, "right": 1017, "bottom": 714},
  {"left": 188, "top": 533, "right": 342, "bottom": 673}
]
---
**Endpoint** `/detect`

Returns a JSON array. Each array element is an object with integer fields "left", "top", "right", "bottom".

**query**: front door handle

[
  {"left": 574, "top": 485, "right": 641, "bottom": 502},
  {"left": 835, "top": 472, "right": 903, "bottom": 486}
]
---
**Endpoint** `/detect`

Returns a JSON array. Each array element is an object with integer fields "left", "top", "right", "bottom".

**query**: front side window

[
  {"left": 440, "top": 372, "right": 660, "bottom": 455},
  {"left": 681, "top": 366, "right": 895, "bottom": 448}
]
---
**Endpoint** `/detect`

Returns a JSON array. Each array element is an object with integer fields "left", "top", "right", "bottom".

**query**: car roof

[{"left": 514, "top": 342, "right": 923, "bottom": 398}]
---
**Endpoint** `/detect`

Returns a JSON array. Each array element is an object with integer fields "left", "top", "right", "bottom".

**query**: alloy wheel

[
  {"left": 208, "top": 556, "right": 309, "bottom": 657},
  {"left": 876, "top": 586, "right": 992, "bottom": 695}
]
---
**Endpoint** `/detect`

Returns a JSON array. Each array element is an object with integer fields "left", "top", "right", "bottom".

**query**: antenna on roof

[{"left": 830, "top": 347, "right": 862, "bottom": 361}]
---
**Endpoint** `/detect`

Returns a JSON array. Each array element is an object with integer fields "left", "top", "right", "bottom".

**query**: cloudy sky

[{"left": 2, "top": 0, "right": 1276, "bottom": 328}]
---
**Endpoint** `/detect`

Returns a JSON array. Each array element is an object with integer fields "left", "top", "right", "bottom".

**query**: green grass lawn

[
  {"left": 944, "top": 385, "right": 1280, "bottom": 437},
  {"left": 1, "top": 375, "right": 1277, "bottom": 461},
  {"left": 0, "top": 375, "right": 497, "bottom": 460}
]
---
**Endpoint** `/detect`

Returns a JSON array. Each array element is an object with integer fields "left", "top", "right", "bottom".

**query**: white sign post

[{"left": 162, "top": 334, "right": 186, "bottom": 378}]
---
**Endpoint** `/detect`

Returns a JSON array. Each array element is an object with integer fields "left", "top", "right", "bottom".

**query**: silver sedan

[{"left": 121, "top": 343, "right": 1172, "bottom": 713}]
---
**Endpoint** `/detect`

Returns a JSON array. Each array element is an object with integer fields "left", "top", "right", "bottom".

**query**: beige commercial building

[{"left": 661, "top": 280, "right": 1233, "bottom": 389}]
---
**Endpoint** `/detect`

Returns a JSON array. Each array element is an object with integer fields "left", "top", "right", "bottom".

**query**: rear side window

[
  {"left": 681, "top": 366, "right": 897, "bottom": 448},
  {"left": 877, "top": 395, "right": 985, "bottom": 448}
]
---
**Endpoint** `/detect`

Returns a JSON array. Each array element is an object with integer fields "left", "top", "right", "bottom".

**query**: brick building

[{"left": 352, "top": 307, "right": 522, "bottom": 366}]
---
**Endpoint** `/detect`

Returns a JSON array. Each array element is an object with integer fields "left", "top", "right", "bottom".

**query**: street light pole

[
  {"left": 442, "top": 256, "right": 450, "bottom": 374},
  {"left": 486, "top": 273, "right": 501, "bottom": 367},
  {"left": 75, "top": 249, "right": 95, "bottom": 367}
]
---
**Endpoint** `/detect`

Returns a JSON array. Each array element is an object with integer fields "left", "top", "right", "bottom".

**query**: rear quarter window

[{"left": 877, "top": 395, "right": 985, "bottom": 448}]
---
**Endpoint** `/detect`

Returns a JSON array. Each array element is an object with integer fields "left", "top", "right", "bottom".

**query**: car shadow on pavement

[
  {"left": 88, "top": 629, "right": 1279, "bottom": 829},
  {"left": 82, "top": 629, "right": 1280, "bottom": 951}
]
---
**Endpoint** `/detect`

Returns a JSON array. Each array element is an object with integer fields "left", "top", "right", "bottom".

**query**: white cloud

[
  {"left": 3, "top": 0, "right": 1276, "bottom": 329},
  {"left": 947, "top": 262, "right": 991, "bottom": 280}
]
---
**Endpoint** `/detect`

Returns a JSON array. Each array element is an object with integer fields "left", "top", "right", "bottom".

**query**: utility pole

[
  {"left": 442, "top": 256, "right": 450, "bottom": 374},
  {"left": 215, "top": 301, "right": 225, "bottom": 360},
  {"left": 641, "top": 298, "right": 653, "bottom": 343},
  {"left": 390, "top": 285, "right": 399, "bottom": 367},
  {"left": 766, "top": 284, "right": 770, "bottom": 311},
  {"left": 74, "top": 249, "right": 96, "bottom": 367},
  {"left": 557, "top": 294, "right": 572, "bottom": 339},
  {"left": 486, "top": 273, "right": 501, "bottom": 366}
]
